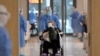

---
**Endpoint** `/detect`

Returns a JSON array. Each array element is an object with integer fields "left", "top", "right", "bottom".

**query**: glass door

[
  {"left": 52, "top": 0, "right": 74, "bottom": 34},
  {"left": 53, "top": 0, "right": 62, "bottom": 31},
  {"left": 66, "top": 0, "right": 73, "bottom": 34}
]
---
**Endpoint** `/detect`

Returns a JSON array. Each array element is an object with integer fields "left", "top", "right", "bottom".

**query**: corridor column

[{"left": 90, "top": 0, "right": 100, "bottom": 56}]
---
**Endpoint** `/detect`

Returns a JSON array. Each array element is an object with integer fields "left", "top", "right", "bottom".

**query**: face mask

[{"left": 47, "top": 10, "right": 52, "bottom": 15}]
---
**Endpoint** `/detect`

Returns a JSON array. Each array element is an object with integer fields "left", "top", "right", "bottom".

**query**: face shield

[
  {"left": 45, "top": 7, "right": 52, "bottom": 16},
  {"left": 47, "top": 10, "right": 52, "bottom": 15}
]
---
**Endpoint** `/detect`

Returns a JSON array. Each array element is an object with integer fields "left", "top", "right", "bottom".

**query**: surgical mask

[{"left": 47, "top": 10, "right": 52, "bottom": 16}]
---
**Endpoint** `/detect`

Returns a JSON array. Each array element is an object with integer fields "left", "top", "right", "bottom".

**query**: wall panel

[{"left": 0, "top": 0, "right": 19, "bottom": 56}]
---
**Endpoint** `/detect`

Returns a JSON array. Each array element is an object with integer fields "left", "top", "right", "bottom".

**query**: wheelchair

[
  {"left": 39, "top": 21, "right": 64, "bottom": 56},
  {"left": 40, "top": 36, "right": 64, "bottom": 56}
]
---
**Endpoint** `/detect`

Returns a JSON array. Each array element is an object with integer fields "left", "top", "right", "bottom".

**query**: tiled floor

[
  {"left": 24, "top": 37, "right": 40, "bottom": 56},
  {"left": 23, "top": 36, "right": 87, "bottom": 56},
  {"left": 64, "top": 37, "right": 87, "bottom": 56}
]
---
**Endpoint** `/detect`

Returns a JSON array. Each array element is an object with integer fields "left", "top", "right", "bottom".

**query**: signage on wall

[{"left": 29, "top": 0, "right": 43, "bottom": 3}]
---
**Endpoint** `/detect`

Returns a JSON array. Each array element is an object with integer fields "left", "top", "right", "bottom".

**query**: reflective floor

[
  {"left": 23, "top": 36, "right": 87, "bottom": 56},
  {"left": 65, "top": 37, "right": 87, "bottom": 56}
]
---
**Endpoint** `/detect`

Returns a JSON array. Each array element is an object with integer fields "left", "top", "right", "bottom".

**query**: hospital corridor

[
  {"left": 24, "top": 36, "right": 87, "bottom": 56},
  {"left": 22, "top": 0, "right": 88, "bottom": 56},
  {"left": 23, "top": 21, "right": 88, "bottom": 56},
  {"left": 1, "top": 0, "right": 100, "bottom": 56}
]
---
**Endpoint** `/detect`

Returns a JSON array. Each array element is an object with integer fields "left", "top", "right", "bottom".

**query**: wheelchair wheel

[
  {"left": 61, "top": 48, "right": 63, "bottom": 56},
  {"left": 40, "top": 44, "right": 43, "bottom": 56}
]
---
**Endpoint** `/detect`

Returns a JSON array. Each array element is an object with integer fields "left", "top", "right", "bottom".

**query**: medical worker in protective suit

[
  {"left": 39, "top": 6, "right": 61, "bottom": 34},
  {"left": 19, "top": 9, "right": 27, "bottom": 56},
  {"left": 70, "top": 6, "right": 80, "bottom": 37},
  {"left": 29, "top": 8, "right": 36, "bottom": 36},
  {"left": 0, "top": 5, "right": 12, "bottom": 56}
]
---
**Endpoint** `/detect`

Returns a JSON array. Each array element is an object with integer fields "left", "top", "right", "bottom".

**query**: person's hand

[
  {"left": 39, "top": 35, "right": 43, "bottom": 40},
  {"left": 59, "top": 32, "right": 63, "bottom": 34},
  {"left": 59, "top": 32, "right": 64, "bottom": 37},
  {"left": 43, "top": 32, "right": 48, "bottom": 37}
]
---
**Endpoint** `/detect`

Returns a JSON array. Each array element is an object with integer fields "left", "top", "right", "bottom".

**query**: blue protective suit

[
  {"left": 39, "top": 14, "right": 61, "bottom": 32},
  {"left": 78, "top": 15, "right": 86, "bottom": 32},
  {"left": 29, "top": 12, "right": 36, "bottom": 24},
  {"left": 70, "top": 11, "right": 82, "bottom": 33},
  {"left": 0, "top": 27, "right": 12, "bottom": 56},
  {"left": 78, "top": 15, "right": 85, "bottom": 24},
  {"left": 20, "top": 15, "right": 27, "bottom": 48}
]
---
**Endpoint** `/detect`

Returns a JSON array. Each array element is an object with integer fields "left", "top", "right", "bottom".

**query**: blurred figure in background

[
  {"left": 29, "top": 8, "right": 36, "bottom": 37},
  {"left": 19, "top": 9, "right": 27, "bottom": 56},
  {"left": 0, "top": 5, "right": 12, "bottom": 56},
  {"left": 70, "top": 6, "right": 80, "bottom": 37},
  {"left": 78, "top": 11, "right": 86, "bottom": 42},
  {"left": 78, "top": 11, "right": 88, "bottom": 52}
]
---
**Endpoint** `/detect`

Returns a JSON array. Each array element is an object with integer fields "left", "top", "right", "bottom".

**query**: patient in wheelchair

[{"left": 39, "top": 21, "right": 63, "bottom": 56}]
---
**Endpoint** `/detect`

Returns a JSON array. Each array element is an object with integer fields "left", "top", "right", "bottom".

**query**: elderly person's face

[{"left": 0, "top": 5, "right": 10, "bottom": 26}]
